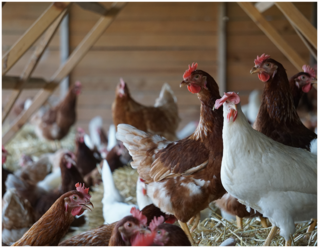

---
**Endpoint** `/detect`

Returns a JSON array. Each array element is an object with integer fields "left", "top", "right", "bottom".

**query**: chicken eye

[
  {"left": 127, "top": 222, "right": 132, "bottom": 227},
  {"left": 157, "top": 230, "right": 161, "bottom": 234},
  {"left": 73, "top": 195, "right": 77, "bottom": 200},
  {"left": 301, "top": 76, "right": 306, "bottom": 80},
  {"left": 194, "top": 75, "right": 200, "bottom": 79},
  {"left": 264, "top": 63, "right": 270, "bottom": 67}
]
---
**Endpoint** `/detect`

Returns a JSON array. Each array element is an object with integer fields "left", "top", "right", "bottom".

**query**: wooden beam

[
  {"left": 275, "top": 2, "right": 317, "bottom": 49},
  {"left": 2, "top": 76, "right": 48, "bottom": 89},
  {"left": 2, "top": 2, "right": 70, "bottom": 75},
  {"left": 2, "top": 2, "right": 126, "bottom": 145},
  {"left": 238, "top": 2, "right": 306, "bottom": 70},
  {"left": 76, "top": 2, "right": 108, "bottom": 16},
  {"left": 2, "top": 8, "right": 68, "bottom": 123}
]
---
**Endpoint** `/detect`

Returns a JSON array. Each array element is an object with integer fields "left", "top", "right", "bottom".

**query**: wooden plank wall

[
  {"left": 2, "top": 2, "right": 314, "bottom": 136},
  {"left": 226, "top": 3, "right": 314, "bottom": 102}
]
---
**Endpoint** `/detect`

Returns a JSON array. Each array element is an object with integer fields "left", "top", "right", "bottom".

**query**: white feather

[{"left": 107, "top": 125, "right": 117, "bottom": 151}]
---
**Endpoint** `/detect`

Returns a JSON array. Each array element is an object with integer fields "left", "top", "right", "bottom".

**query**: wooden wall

[
  {"left": 226, "top": 3, "right": 314, "bottom": 102},
  {"left": 2, "top": 2, "right": 315, "bottom": 136}
]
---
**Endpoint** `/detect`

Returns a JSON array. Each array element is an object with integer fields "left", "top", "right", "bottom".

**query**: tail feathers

[
  {"left": 116, "top": 124, "right": 169, "bottom": 171},
  {"left": 5, "top": 174, "right": 41, "bottom": 207},
  {"left": 154, "top": 83, "right": 177, "bottom": 107}
]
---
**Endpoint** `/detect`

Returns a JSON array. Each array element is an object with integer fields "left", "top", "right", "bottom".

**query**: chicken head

[
  {"left": 64, "top": 183, "right": 93, "bottom": 216},
  {"left": 215, "top": 92, "right": 240, "bottom": 122},
  {"left": 250, "top": 54, "right": 278, "bottom": 82},
  {"left": 294, "top": 65, "right": 317, "bottom": 93},
  {"left": 180, "top": 62, "right": 208, "bottom": 94},
  {"left": 116, "top": 78, "right": 129, "bottom": 98}
]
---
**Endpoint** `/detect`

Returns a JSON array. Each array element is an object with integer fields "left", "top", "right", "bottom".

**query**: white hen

[
  {"left": 215, "top": 92, "right": 317, "bottom": 244},
  {"left": 241, "top": 90, "right": 261, "bottom": 124},
  {"left": 101, "top": 160, "right": 136, "bottom": 224}
]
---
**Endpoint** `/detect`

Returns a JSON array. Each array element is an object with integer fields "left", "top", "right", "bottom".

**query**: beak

[
  {"left": 139, "top": 226, "right": 151, "bottom": 235},
  {"left": 230, "top": 104, "right": 237, "bottom": 112},
  {"left": 250, "top": 66, "right": 263, "bottom": 74},
  {"left": 180, "top": 80, "right": 188, "bottom": 88},
  {"left": 64, "top": 155, "right": 76, "bottom": 165},
  {"left": 80, "top": 201, "right": 94, "bottom": 211}
]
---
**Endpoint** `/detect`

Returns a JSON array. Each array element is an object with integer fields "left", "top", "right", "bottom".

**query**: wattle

[
  {"left": 71, "top": 206, "right": 84, "bottom": 216},
  {"left": 302, "top": 83, "right": 312, "bottom": 93},
  {"left": 258, "top": 72, "right": 270, "bottom": 82},
  {"left": 187, "top": 84, "right": 201, "bottom": 94}
]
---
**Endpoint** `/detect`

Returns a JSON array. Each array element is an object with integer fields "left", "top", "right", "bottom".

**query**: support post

[
  {"left": 217, "top": 2, "right": 227, "bottom": 95},
  {"left": 2, "top": 2, "right": 126, "bottom": 145},
  {"left": 2, "top": 2, "right": 71, "bottom": 75},
  {"left": 2, "top": 8, "right": 69, "bottom": 123}
]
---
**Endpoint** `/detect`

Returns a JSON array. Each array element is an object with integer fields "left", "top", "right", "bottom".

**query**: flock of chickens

[{"left": 2, "top": 54, "right": 317, "bottom": 246}]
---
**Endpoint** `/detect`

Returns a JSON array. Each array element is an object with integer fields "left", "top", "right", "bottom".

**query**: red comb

[
  {"left": 183, "top": 62, "right": 198, "bottom": 80},
  {"left": 119, "top": 78, "right": 125, "bottom": 88},
  {"left": 214, "top": 92, "right": 241, "bottom": 110},
  {"left": 75, "top": 183, "right": 91, "bottom": 199},
  {"left": 302, "top": 65, "right": 317, "bottom": 78},
  {"left": 149, "top": 216, "right": 165, "bottom": 231},
  {"left": 254, "top": 54, "right": 270, "bottom": 66},
  {"left": 130, "top": 207, "right": 147, "bottom": 226}
]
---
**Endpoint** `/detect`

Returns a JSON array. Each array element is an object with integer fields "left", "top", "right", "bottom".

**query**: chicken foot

[
  {"left": 187, "top": 213, "right": 201, "bottom": 233},
  {"left": 263, "top": 225, "right": 278, "bottom": 246},
  {"left": 260, "top": 216, "right": 269, "bottom": 228},
  {"left": 285, "top": 237, "right": 292, "bottom": 246},
  {"left": 178, "top": 220, "right": 195, "bottom": 246},
  {"left": 236, "top": 216, "right": 243, "bottom": 229}
]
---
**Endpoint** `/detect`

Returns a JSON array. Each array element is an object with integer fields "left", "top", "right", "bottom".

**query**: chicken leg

[
  {"left": 188, "top": 213, "right": 201, "bottom": 233},
  {"left": 306, "top": 218, "right": 317, "bottom": 235},
  {"left": 178, "top": 220, "right": 195, "bottom": 246},
  {"left": 260, "top": 216, "right": 268, "bottom": 228},
  {"left": 236, "top": 216, "right": 243, "bottom": 229},
  {"left": 263, "top": 225, "right": 278, "bottom": 246}
]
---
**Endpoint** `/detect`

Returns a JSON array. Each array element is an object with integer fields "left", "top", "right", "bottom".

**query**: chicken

[
  {"left": 214, "top": 91, "right": 317, "bottom": 246},
  {"left": 2, "top": 188, "right": 35, "bottom": 245},
  {"left": 112, "top": 78, "right": 180, "bottom": 141},
  {"left": 6, "top": 151, "right": 85, "bottom": 222},
  {"left": 75, "top": 127, "right": 102, "bottom": 177},
  {"left": 132, "top": 215, "right": 191, "bottom": 246},
  {"left": 116, "top": 63, "right": 226, "bottom": 245},
  {"left": 289, "top": 65, "right": 317, "bottom": 109},
  {"left": 88, "top": 116, "right": 108, "bottom": 151},
  {"left": 12, "top": 183, "right": 93, "bottom": 246},
  {"left": 2, "top": 146, "right": 12, "bottom": 197},
  {"left": 15, "top": 153, "right": 52, "bottom": 184},
  {"left": 59, "top": 207, "right": 150, "bottom": 246},
  {"left": 30, "top": 81, "right": 81, "bottom": 141},
  {"left": 101, "top": 159, "right": 137, "bottom": 224},
  {"left": 250, "top": 54, "right": 317, "bottom": 151},
  {"left": 241, "top": 89, "right": 261, "bottom": 124}
]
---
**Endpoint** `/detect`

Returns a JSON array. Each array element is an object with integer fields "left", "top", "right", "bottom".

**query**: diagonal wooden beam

[
  {"left": 2, "top": 8, "right": 69, "bottom": 123},
  {"left": 76, "top": 2, "right": 108, "bottom": 16},
  {"left": 238, "top": 2, "right": 306, "bottom": 70},
  {"left": 2, "top": 2, "right": 126, "bottom": 145},
  {"left": 2, "top": 2, "right": 71, "bottom": 75},
  {"left": 275, "top": 2, "right": 317, "bottom": 49}
]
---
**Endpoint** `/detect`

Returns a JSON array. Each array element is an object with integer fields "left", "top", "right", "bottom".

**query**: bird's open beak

[
  {"left": 180, "top": 80, "right": 188, "bottom": 87},
  {"left": 80, "top": 202, "right": 94, "bottom": 211},
  {"left": 250, "top": 66, "right": 263, "bottom": 74}
]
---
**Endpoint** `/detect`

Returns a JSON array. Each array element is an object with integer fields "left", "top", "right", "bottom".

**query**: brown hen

[{"left": 112, "top": 79, "right": 180, "bottom": 141}]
